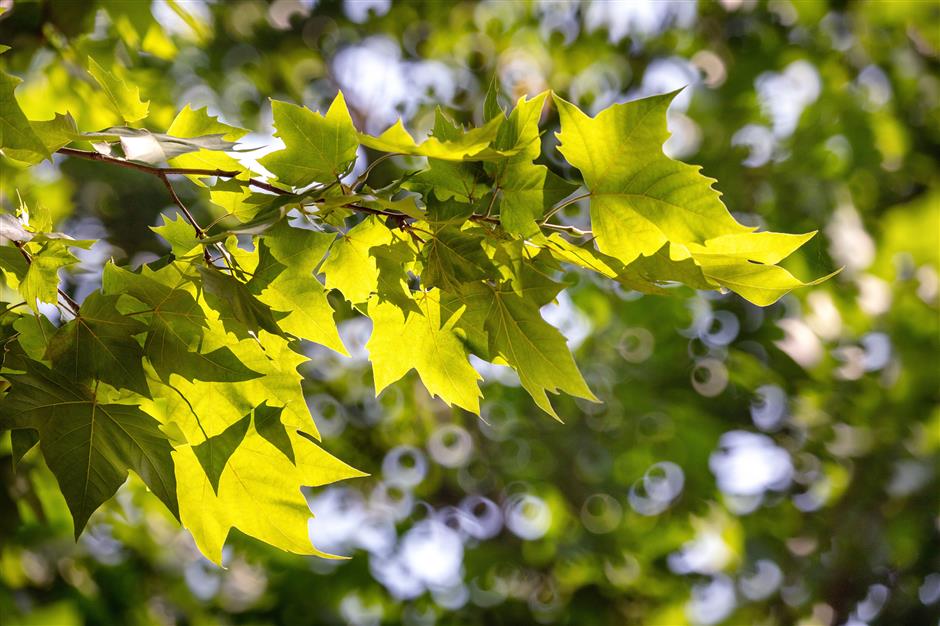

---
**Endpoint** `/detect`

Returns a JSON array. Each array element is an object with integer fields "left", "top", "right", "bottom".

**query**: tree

[{"left": 0, "top": 47, "right": 833, "bottom": 565}]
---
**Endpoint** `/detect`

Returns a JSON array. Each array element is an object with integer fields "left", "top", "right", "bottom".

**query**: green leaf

[
  {"left": 197, "top": 266, "right": 286, "bottom": 338},
  {"left": 248, "top": 223, "right": 346, "bottom": 354},
  {"left": 28, "top": 112, "right": 79, "bottom": 157},
  {"left": 0, "top": 361, "right": 177, "bottom": 536},
  {"left": 483, "top": 76, "right": 503, "bottom": 122},
  {"left": 421, "top": 225, "right": 491, "bottom": 291},
  {"left": 11, "top": 428, "right": 39, "bottom": 472},
  {"left": 358, "top": 114, "right": 519, "bottom": 161},
  {"left": 143, "top": 328, "right": 318, "bottom": 440},
  {"left": 685, "top": 231, "right": 817, "bottom": 265},
  {"left": 695, "top": 260, "right": 841, "bottom": 307},
  {"left": 321, "top": 217, "right": 395, "bottom": 305},
  {"left": 553, "top": 91, "right": 752, "bottom": 264},
  {"left": 166, "top": 105, "right": 250, "bottom": 180},
  {"left": 192, "top": 413, "right": 251, "bottom": 493},
  {"left": 447, "top": 282, "right": 596, "bottom": 419},
  {"left": 366, "top": 289, "right": 482, "bottom": 413},
  {"left": 253, "top": 401, "right": 295, "bottom": 464},
  {"left": 409, "top": 159, "right": 489, "bottom": 203},
  {"left": 12, "top": 314, "right": 56, "bottom": 361},
  {"left": 498, "top": 164, "right": 577, "bottom": 237},
  {"left": 102, "top": 264, "right": 262, "bottom": 383},
  {"left": 87, "top": 57, "right": 150, "bottom": 123},
  {"left": 44, "top": 291, "right": 151, "bottom": 396},
  {"left": 19, "top": 240, "right": 80, "bottom": 309},
  {"left": 487, "top": 93, "right": 578, "bottom": 236},
  {"left": 151, "top": 214, "right": 201, "bottom": 257},
  {"left": 260, "top": 93, "right": 359, "bottom": 187},
  {"left": 0, "top": 69, "right": 50, "bottom": 163},
  {"left": 0, "top": 244, "right": 29, "bottom": 280},
  {"left": 173, "top": 420, "right": 365, "bottom": 565},
  {"left": 166, "top": 104, "right": 248, "bottom": 142}
]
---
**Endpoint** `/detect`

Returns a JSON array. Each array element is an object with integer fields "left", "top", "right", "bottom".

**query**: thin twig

[
  {"left": 541, "top": 191, "right": 591, "bottom": 224},
  {"left": 156, "top": 171, "right": 215, "bottom": 265},
  {"left": 353, "top": 152, "right": 400, "bottom": 190},
  {"left": 541, "top": 222, "right": 593, "bottom": 238}
]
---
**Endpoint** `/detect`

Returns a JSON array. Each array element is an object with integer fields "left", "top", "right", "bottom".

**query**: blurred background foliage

[{"left": 0, "top": 1, "right": 938, "bottom": 625}]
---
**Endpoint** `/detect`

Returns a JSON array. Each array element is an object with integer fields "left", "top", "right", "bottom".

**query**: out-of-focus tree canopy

[{"left": 0, "top": 1, "right": 938, "bottom": 625}]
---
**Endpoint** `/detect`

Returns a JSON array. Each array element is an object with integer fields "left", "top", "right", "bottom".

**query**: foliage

[
  {"left": 0, "top": 43, "right": 831, "bottom": 565},
  {"left": 0, "top": 1, "right": 937, "bottom": 625}
]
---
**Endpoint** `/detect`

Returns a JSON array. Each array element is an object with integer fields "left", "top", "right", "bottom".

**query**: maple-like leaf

[
  {"left": 45, "top": 291, "right": 151, "bottom": 396},
  {"left": 87, "top": 57, "right": 149, "bottom": 123},
  {"left": 366, "top": 289, "right": 482, "bottom": 413},
  {"left": 554, "top": 91, "right": 752, "bottom": 264},
  {"left": 0, "top": 360, "right": 177, "bottom": 536},
  {"left": 0, "top": 68, "right": 50, "bottom": 163},
  {"left": 260, "top": 93, "right": 359, "bottom": 188},
  {"left": 102, "top": 264, "right": 261, "bottom": 383},
  {"left": 173, "top": 418, "right": 365, "bottom": 565}
]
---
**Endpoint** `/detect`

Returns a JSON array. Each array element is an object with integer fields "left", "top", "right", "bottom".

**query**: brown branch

[
  {"left": 56, "top": 147, "right": 587, "bottom": 241},
  {"left": 56, "top": 147, "right": 291, "bottom": 196}
]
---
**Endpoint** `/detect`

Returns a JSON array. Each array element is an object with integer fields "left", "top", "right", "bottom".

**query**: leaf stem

[
  {"left": 541, "top": 191, "right": 591, "bottom": 224},
  {"left": 353, "top": 152, "right": 400, "bottom": 190},
  {"left": 540, "top": 223, "right": 593, "bottom": 237}
]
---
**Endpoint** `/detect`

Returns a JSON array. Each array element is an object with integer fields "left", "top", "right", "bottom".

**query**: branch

[
  {"left": 56, "top": 147, "right": 291, "bottom": 196},
  {"left": 56, "top": 147, "right": 583, "bottom": 241}
]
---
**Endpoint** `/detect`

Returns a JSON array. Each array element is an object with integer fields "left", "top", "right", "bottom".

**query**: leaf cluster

[{"left": 0, "top": 58, "right": 834, "bottom": 563}]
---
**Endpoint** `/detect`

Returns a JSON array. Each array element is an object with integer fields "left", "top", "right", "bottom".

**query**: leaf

[
  {"left": 12, "top": 314, "right": 56, "bottom": 360},
  {"left": 446, "top": 282, "right": 596, "bottom": 419},
  {"left": 173, "top": 421, "right": 365, "bottom": 565},
  {"left": 366, "top": 290, "right": 482, "bottom": 413},
  {"left": 260, "top": 93, "right": 359, "bottom": 188},
  {"left": 151, "top": 214, "right": 201, "bottom": 257},
  {"left": 0, "top": 361, "right": 177, "bottom": 536},
  {"left": 44, "top": 291, "right": 150, "bottom": 396},
  {"left": 192, "top": 413, "right": 250, "bottom": 493},
  {"left": 87, "top": 57, "right": 150, "bottom": 123},
  {"left": 253, "top": 401, "right": 294, "bottom": 464},
  {"left": 101, "top": 264, "right": 262, "bottom": 383},
  {"left": 248, "top": 223, "right": 346, "bottom": 354},
  {"left": 19, "top": 239, "right": 80, "bottom": 309},
  {"left": 486, "top": 93, "right": 578, "bottom": 236},
  {"left": 28, "top": 112, "right": 79, "bottom": 157},
  {"left": 11, "top": 428, "right": 39, "bottom": 471},
  {"left": 0, "top": 69, "right": 50, "bottom": 164},
  {"left": 197, "top": 266, "right": 286, "bottom": 338},
  {"left": 553, "top": 91, "right": 752, "bottom": 264},
  {"left": 358, "top": 114, "right": 520, "bottom": 161},
  {"left": 421, "top": 225, "right": 491, "bottom": 291},
  {"left": 167, "top": 104, "right": 248, "bottom": 143},
  {"left": 498, "top": 164, "right": 577, "bottom": 237},
  {"left": 685, "top": 231, "right": 817, "bottom": 265},
  {"left": 321, "top": 217, "right": 394, "bottom": 305},
  {"left": 408, "top": 159, "right": 489, "bottom": 203},
  {"left": 166, "top": 105, "right": 250, "bottom": 180},
  {"left": 0, "top": 244, "right": 29, "bottom": 279},
  {"left": 483, "top": 76, "right": 503, "bottom": 122},
  {"left": 81, "top": 126, "right": 237, "bottom": 165},
  {"left": 139, "top": 311, "right": 321, "bottom": 444},
  {"left": 695, "top": 261, "right": 841, "bottom": 307}
]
